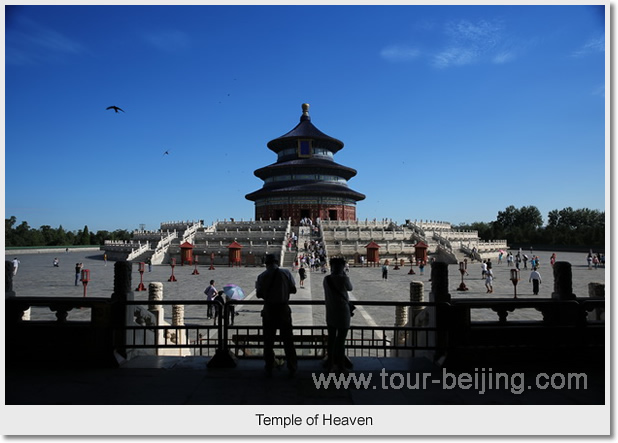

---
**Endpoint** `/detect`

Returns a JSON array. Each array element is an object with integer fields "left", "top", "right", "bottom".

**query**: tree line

[
  {"left": 5, "top": 205, "right": 605, "bottom": 249},
  {"left": 453, "top": 206, "right": 605, "bottom": 249},
  {"left": 5, "top": 216, "right": 131, "bottom": 247}
]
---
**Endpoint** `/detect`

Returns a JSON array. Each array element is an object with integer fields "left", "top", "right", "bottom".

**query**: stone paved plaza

[{"left": 7, "top": 249, "right": 606, "bottom": 327}]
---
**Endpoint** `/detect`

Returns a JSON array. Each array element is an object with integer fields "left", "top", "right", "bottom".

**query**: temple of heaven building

[{"left": 246, "top": 104, "right": 365, "bottom": 225}]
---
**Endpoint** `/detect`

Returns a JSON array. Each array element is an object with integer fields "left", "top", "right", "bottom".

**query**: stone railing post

[
  {"left": 147, "top": 282, "right": 166, "bottom": 345},
  {"left": 148, "top": 282, "right": 163, "bottom": 311},
  {"left": 111, "top": 261, "right": 133, "bottom": 361},
  {"left": 545, "top": 261, "right": 581, "bottom": 327},
  {"left": 588, "top": 282, "right": 605, "bottom": 321},
  {"left": 409, "top": 281, "right": 428, "bottom": 355},
  {"left": 5, "top": 260, "right": 31, "bottom": 321},
  {"left": 430, "top": 262, "right": 451, "bottom": 364},
  {"left": 552, "top": 261, "right": 575, "bottom": 300},
  {"left": 172, "top": 304, "right": 184, "bottom": 326},
  {"left": 393, "top": 304, "right": 409, "bottom": 354},
  {"left": 5, "top": 260, "right": 15, "bottom": 297},
  {"left": 171, "top": 304, "right": 186, "bottom": 346}
]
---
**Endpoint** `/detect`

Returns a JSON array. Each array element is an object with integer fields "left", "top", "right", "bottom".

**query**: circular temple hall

[{"left": 245, "top": 104, "right": 365, "bottom": 225}]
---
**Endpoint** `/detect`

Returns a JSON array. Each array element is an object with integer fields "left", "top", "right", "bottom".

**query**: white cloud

[
  {"left": 591, "top": 84, "right": 605, "bottom": 97},
  {"left": 432, "top": 47, "right": 477, "bottom": 68},
  {"left": 384, "top": 17, "right": 521, "bottom": 69},
  {"left": 380, "top": 45, "right": 420, "bottom": 62},
  {"left": 492, "top": 51, "right": 515, "bottom": 64},
  {"left": 572, "top": 34, "right": 604, "bottom": 57},
  {"left": 6, "top": 16, "right": 85, "bottom": 65},
  {"left": 446, "top": 19, "right": 503, "bottom": 47},
  {"left": 434, "top": 18, "right": 512, "bottom": 68}
]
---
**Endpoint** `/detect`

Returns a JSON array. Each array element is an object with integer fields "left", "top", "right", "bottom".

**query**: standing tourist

[
  {"left": 12, "top": 257, "right": 20, "bottom": 275},
  {"left": 529, "top": 267, "right": 542, "bottom": 295},
  {"left": 298, "top": 266, "right": 307, "bottom": 288},
  {"left": 204, "top": 279, "right": 217, "bottom": 320},
  {"left": 323, "top": 257, "right": 354, "bottom": 373},
  {"left": 593, "top": 255, "right": 600, "bottom": 269},
  {"left": 485, "top": 268, "right": 494, "bottom": 293},
  {"left": 74, "top": 262, "right": 82, "bottom": 286},
  {"left": 382, "top": 261, "right": 389, "bottom": 280},
  {"left": 256, "top": 254, "right": 298, "bottom": 377},
  {"left": 212, "top": 290, "right": 225, "bottom": 325}
]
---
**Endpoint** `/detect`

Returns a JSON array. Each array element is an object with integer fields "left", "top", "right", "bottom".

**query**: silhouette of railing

[
  {"left": 121, "top": 299, "right": 440, "bottom": 359},
  {"left": 6, "top": 296, "right": 604, "bottom": 368}
]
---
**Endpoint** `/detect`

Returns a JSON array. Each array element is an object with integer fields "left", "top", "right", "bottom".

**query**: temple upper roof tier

[{"left": 266, "top": 103, "right": 344, "bottom": 154}]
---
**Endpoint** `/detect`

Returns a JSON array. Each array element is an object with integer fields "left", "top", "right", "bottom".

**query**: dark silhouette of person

[
  {"left": 323, "top": 257, "right": 354, "bottom": 373},
  {"left": 256, "top": 254, "right": 297, "bottom": 377}
]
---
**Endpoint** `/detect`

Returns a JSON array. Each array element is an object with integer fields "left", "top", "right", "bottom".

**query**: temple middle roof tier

[
  {"left": 245, "top": 182, "right": 366, "bottom": 202},
  {"left": 253, "top": 158, "right": 358, "bottom": 180}
]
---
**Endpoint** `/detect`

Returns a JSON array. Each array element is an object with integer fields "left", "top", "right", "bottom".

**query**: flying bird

[
  {"left": 106, "top": 106, "right": 125, "bottom": 113},
  {"left": 163, "top": 150, "right": 170, "bottom": 156}
]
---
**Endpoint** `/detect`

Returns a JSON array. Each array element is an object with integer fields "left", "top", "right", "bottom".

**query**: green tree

[
  {"left": 78, "top": 225, "right": 91, "bottom": 245},
  {"left": 5, "top": 216, "right": 17, "bottom": 246},
  {"left": 495, "top": 205, "right": 543, "bottom": 244},
  {"left": 13, "top": 221, "right": 32, "bottom": 246},
  {"left": 54, "top": 225, "right": 68, "bottom": 246},
  {"left": 543, "top": 207, "right": 604, "bottom": 246},
  {"left": 111, "top": 229, "right": 131, "bottom": 241}
]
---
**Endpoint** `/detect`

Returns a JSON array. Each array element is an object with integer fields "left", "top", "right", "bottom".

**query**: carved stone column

[
  {"left": 172, "top": 304, "right": 185, "bottom": 326},
  {"left": 394, "top": 304, "right": 409, "bottom": 350},
  {"left": 409, "top": 281, "right": 427, "bottom": 346},
  {"left": 148, "top": 282, "right": 163, "bottom": 312}
]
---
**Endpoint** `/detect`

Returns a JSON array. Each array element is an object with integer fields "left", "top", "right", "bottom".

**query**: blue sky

[{"left": 5, "top": 4, "right": 606, "bottom": 233}]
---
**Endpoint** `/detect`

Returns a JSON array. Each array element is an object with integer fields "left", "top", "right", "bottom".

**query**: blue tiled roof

[
  {"left": 267, "top": 111, "right": 344, "bottom": 153},
  {"left": 253, "top": 158, "right": 358, "bottom": 180}
]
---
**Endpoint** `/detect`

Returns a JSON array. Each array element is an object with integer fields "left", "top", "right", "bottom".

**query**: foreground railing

[
  {"left": 122, "top": 299, "right": 441, "bottom": 360},
  {"left": 6, "top": 294, "right": 604, "bottom": 368}
]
